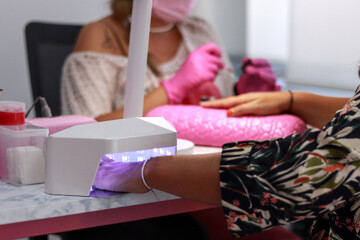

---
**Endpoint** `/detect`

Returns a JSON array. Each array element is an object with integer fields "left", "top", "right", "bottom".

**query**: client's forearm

[
  {"left": 292, "top": 92, "right": 349, "bottom": 128},
  {"left": 145, "top": 153, "right": 222, "bottom": 206}
]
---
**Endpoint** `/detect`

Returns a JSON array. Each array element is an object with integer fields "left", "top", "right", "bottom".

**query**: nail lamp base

[{"left": 45, "top": 117, "right": 177, "bottom": 196}]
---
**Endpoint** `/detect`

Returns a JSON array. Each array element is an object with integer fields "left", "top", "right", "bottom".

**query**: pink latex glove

[
  {"left": 162, "top": 42, "right": 224, "bottom": 104},
  {"left": 181, "top": 81, "right": 222, "bottom": 105},
  {"left": 92, "top": 155, "right": 149, "bottom": 193},
  {"left": 235, "top": 57, "right": 281, "bottom": 94}
]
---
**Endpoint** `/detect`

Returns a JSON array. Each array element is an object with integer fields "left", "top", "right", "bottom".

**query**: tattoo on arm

[{"left": 102, "top": 30, "right": 118, "bottom": 51}]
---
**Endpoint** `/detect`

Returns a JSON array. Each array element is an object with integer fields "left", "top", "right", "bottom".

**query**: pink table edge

[{"left": 0, "top": 198, "right": 216, "bottom": 239}]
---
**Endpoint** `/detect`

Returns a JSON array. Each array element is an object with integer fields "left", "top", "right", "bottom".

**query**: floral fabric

[{"left": 220, "top": 85, "right": 360, "bottom": 239}]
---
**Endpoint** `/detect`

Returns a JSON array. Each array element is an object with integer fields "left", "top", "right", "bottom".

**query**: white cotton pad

[{"left": 6, "top": 146, "right": 45, "bottom": 185}]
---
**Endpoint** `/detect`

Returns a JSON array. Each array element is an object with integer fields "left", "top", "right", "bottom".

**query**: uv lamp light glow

[
  {"left": 104, "top": 146, "right": 176, "bottom": 163},
  {"left": 45, "top": 117, "right": 177, "bottom": 196}
]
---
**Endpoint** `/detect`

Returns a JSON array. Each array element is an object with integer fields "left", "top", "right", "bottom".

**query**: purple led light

[
  {"left": 90, "top": 146, "right": 176, "bottom": 197},
  {"left": 103, "top": 146, "right": 176, "bottom": 163}
]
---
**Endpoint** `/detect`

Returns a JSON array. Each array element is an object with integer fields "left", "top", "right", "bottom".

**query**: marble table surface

[
  {"left": 0, "top": 145, "right": 221, "bottom": 226},
  {"left": 0, "top": 181, "right": 179, "bottom": 225}
]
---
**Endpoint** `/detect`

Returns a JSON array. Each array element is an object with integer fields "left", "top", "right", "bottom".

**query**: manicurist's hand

[
  {"left": 162, "top": 42, "right": 224, "bottom": 104},
  {"left": 235, "top": 58, "right": 280, "bottom": 94}
]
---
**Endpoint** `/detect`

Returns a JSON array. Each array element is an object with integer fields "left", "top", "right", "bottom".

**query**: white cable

[
  {"left": 39, "top": 97, "right": 52, "bottom": 117},
  {"left": 25, "top": 96, "right": 52, "bottom": 118},
  {"left": 151, "top": 189, "right": 160, "bottom": 202},
  {"left": 141, "top": 158, "right": 152, "bottom": 190}
]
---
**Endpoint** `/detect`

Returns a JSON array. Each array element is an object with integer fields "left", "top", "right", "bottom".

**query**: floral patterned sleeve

[{"left": 220, "top": 86, "right": 360, "bottom": 239}]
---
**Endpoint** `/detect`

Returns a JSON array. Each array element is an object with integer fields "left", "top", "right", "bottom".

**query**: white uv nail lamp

[
  {"left": 45, "top": 117, "right": 177, "bottom": 196},
  {"left": 45, "top": 0, "right": 181, "bottom": 196}
]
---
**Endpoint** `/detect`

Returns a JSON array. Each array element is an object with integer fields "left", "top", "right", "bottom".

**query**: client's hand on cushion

[{"left": 201, "top": 91, "right": 291, "bottom": 117}]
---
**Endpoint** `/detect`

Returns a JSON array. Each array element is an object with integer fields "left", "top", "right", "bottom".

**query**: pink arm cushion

[{"left": 146, "top": 105, "right": 307, "bottom": 147}]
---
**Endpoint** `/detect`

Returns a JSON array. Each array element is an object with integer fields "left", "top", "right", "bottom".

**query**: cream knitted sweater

[{"left": 61, "top": 17, "right": 235, "bottom": 119}]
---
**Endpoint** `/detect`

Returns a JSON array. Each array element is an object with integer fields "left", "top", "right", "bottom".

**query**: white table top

[
  {"left": 0, "top": 146, "right": 221, "bottom": 225},
  {"left": 0, "top": 181, "right": 180, "bottom": 225}
]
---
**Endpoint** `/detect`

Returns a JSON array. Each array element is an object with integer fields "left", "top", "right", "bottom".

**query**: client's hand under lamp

[
  {"left": 93, "top": 155, "right": 149, "bottom": 193},
  {"left": 162, "top": 42, "right": 224, "bottom": 104}
]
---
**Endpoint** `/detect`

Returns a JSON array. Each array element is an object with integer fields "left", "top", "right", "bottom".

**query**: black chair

[
  {"left": 24, "top": 22, "right": 82, "bottom": 240},
  {"left": 25, "top": 21, "right": 83, "bottom": 117}
]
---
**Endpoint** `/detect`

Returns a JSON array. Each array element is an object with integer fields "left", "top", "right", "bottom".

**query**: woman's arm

[
  {"left": 95, "top": 86, "right": 169, "bottom": 121},
  {"left": 62, "top": 19, "right": 129, "bottom": 119},
  {"left": 145, "top": 153, "right": 222, "bottom": 206},
  {"left": 93, "top": 152, "right": 222, "bottom": 206},
  {"left": 201, "top": 91, "right": 349, "bottom": 128},
  {"left": 291, "top": 91, "right": 348, "bottom": 128}
]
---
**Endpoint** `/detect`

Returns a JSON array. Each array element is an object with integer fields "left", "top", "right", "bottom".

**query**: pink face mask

[{"left": 152, "top": 0, "right": 196, "bottom": 23}]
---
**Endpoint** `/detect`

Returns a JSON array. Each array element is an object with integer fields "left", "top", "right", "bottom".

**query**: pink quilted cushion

[{"left": 146, "top": 105, "right": 307, "bottom": 147}]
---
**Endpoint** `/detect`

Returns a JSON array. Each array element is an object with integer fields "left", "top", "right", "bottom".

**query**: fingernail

[{"left": 226, "top": 109, "right": 233, "bottom": 117}]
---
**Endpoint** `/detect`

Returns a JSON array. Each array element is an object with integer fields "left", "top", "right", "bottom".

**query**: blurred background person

[{"left": 61, "top": 0, "right": 235, "bottom": 121}]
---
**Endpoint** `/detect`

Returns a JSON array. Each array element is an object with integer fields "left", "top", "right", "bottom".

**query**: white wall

[
  {"left": 246, "top": 0, "right": 360, "bottom": 92},
  {"left": 287, "top": 0, "right": 360, "bottom": 91},
  {"left": 246, "top": 0, "right": 290, "bottom": 62},
  {"left": 192, "top": 0, "right": 246, "bottom": 58},
  {"left": 0, "top": 0, "right": 110, "bottom": 116}
]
